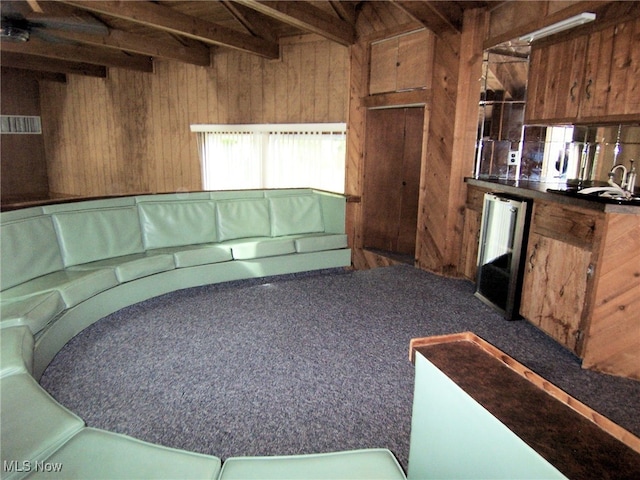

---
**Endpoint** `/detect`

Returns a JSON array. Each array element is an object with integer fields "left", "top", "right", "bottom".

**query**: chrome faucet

[
  {"left": 627, "top": 160, "right": 637, "bottom": 193},
  {"left": 579, "top": 160, "right": 636, "bottom": 200},
  {"left": 609, "top": 164, "right": 629, "bottom": 191}
]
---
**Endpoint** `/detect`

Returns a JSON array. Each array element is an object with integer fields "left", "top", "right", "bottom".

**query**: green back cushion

[
  {"left": 269, "top": 195, "right": 325, "bottom": 236},
  {"left": 138, "top": 201, "right": 217, "bottom": 249},
  {"left": 216, "top": 199, "right": 271, "bottom": 241},
  {"left": 1, "top": 216, "right": 64, "bottom": 290},
  {"left": 52, "top": 207, "right": 144, "bottom": 267}
]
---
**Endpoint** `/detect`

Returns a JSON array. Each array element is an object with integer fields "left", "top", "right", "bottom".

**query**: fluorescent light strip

[{"left": 519, "top": 13, "right": 596, "bottom": 43}]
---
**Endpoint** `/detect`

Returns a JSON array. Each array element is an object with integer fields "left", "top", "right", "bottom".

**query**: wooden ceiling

[{"left": 1, "top": 1, "right": 502, "bottom": 79}]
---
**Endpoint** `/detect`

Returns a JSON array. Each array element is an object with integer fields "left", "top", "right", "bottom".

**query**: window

[{"left": 191, "top": 124, "right": 346, "bottom": 193}]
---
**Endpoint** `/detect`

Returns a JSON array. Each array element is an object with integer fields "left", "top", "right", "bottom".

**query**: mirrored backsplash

[{"left": 476, "top": 124, "right": 640, "bottom": 185}]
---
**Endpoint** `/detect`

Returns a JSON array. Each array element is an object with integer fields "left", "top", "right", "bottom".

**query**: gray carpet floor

[{"left": 40, "top": 265, "right": 640, "bottom": 471}]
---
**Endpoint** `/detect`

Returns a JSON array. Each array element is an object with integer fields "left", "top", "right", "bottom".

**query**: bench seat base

[
  {"left": 26, "top": 428, "right": 222, "bottom": 480},
  {"left": 219, "top": 449, "right": 406, "bottom": 480}
]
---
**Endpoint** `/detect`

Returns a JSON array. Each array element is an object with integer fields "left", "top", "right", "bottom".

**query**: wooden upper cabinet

[
  {"left": 606, "top": 17, "right": 640, "bottom": 117},
  {"left": 525, "top": 35, "right": 587, "bottom": 122},
  {"left": 369, "top": 30, "right": 433, "bottom": 95},
  {"left": 525, "top": 16, "right": 640, "bottom": 124},
  {"left": 578, "top": 25, "right": 615, "bottom": 119}
]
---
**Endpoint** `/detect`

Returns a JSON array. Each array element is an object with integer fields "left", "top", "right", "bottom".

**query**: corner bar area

[
  {"left": 471, "top": 8, "right": 640, "bottom": 381},
  {"left": 463, "top": 177, "right": 640, "bottom": 380}
]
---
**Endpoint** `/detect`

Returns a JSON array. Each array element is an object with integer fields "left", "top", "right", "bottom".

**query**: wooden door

[
  {"left": 363, "top": 107, "right": 423, "bottom": 255},
  {"left": 397, "top": 108, "right": 423, "bottom": 253}
]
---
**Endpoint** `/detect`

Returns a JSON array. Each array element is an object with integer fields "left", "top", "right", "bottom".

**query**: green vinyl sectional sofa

[{"left": 0, "top": 188, "right": 408, "bottom": 480}]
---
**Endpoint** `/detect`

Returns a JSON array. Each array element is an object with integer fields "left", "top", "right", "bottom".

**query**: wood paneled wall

[
  {"left": 39, "top": 35, "right": 348, "bottom": 197},
  {"left": 417, "top": 8, "right": 487, "bottom": 276},
  {"left": 347, "top": 2, "right": 487, "bottom": 275},
  {"left": 1, "top": 68, "right": 49, "bottom": 202},
  {"left": 582, "top": 213, "right": 640, "bottom": 379}
]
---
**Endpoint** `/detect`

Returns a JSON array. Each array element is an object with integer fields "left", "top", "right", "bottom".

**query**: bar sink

[{"left": 546, "top": 186, "right": 640, "bottom": 206}]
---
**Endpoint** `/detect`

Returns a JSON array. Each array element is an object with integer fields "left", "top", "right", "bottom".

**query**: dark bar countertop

[{"left": 466, "top": 177, "right": 640, "bottom": 214}]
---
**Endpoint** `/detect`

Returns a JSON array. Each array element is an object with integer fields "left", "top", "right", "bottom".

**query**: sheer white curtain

[
  {"left": 266, "top": 131, "right": 346, "bottom": 192},
  {"left": 197, "top": 130, "right": 263, "bottom": 190},
  {"left": 192, "top": 124, "right": 346, "bottom": 193}
]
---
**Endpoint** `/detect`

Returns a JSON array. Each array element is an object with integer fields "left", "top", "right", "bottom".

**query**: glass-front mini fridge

[{"left": 475, "top": 193, "right": 531, "bottom": 320}]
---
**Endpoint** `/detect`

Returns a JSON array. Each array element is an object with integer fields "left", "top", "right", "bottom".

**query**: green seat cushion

[
  {"left": 52, "top": 207, "right": 144, "bottom": 267},
  {"left": 148, "top": 245, "right": 233, "bottom": 268},
  {"left": 1, "top": 269, "right": 118, "bottom": 309},
  {"left": 27, "top": 428, "right": 222, "bottom": 480},
  {"left": 268, "top": 195, "right": 325, "bottom": 236},
  {"left": 224, "top": 238, "right": 296, "bottom": 260},
  {"left": 294, "top": 234, "right": 348, "bottom": 253},
  {"left": 1, "top": 216, "right": 64, "bottom": 290},
  {"left": 0, "top": 291, "right": 65, "bottom": 335},
  {"left": 218, "top": 449, "right": 406, "bottom": 480},
  {"left": 0, "top": 327, "right": 34, "bottom": 378},
  {"left": 216, "top": 199, "right": 271, "bottom": 241},
  {"left": 1, "top": 374, "right": 84, "bottom": 480},
  {"left": 138, "top": 201, "right": 218, "bottom": 249},
  {"left": 68, "top": 253, "right": 175, "bottom": 283}
]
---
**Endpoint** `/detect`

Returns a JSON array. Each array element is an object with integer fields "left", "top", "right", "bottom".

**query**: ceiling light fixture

[{"left": 519, "top": 12, "right": 596, "bottom": 43}]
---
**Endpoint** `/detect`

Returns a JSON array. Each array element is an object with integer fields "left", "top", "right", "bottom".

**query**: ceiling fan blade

[
  {"left": 0, "top": 1, "right": 31, "bottom": 19},
  {"left": 30, "top": 13, "right": 109, "bottom": 36},
  {"left": 30, "top": 28, "right": 80, "bottom": 45}
]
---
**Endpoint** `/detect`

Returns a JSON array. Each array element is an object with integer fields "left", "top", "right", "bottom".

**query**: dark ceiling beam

[
  {"left": 20, "top": 0, "right": 211, "bottom": 66},
  {"left": 61, "top": 1, "right": 280, "bottom": 59},
  {"left": 328, "top": 1, "right": 357, "bottom": 26},
  {"left": 220, "top": 1, "right": 279, "bottom": 43},
  {"left": 0, "top": 38, "right": 153, "bottom": 72},
  {"left": 0, "top": 66, "right": 66, "bottom": 84},
  {"left": 486, "top": 61, "right": 526, "bottom": 100},
  {"left": 0, "top": 51, "right": 106, "bottom": 78},
  {"left": 394, "top": 1, "right": 464, "bottom": 35},
  {"left": 235, "top": 0, "right": 356, "bottom": 46},
  {"left": 51, "top": 29, "right": 212, "bottom": 67}
]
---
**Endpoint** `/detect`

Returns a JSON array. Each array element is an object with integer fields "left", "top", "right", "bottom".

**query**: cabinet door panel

[
  {"left": 579, "top": 26, "right": 615, "bottom": 119},
  {"left": 525, "top": 37, "right": 586, "bottom": 122},
  {"left": 397, "top": 30, "right": 433, "bottom": 91},
  {"left": 538, "top": 41, "right": 566, "bottom": 120},
  {"left": 370, "top": 38, "right": 398, "bottom": 95},
  {"left": 607, "top": 17, "right": 640, "bottom": 116},
  {"left": 524, "top": 46, "right": 544, "bottom": 122},
  {"left": 520, "top": 233, "right": 591, "bottom": 354},
  {"left": 553, "top": 36, "right": 587, "bottom": 120}
]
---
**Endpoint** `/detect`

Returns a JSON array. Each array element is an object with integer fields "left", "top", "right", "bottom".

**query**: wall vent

[{"left": 1, "top": 115, "right": 42, "bottom": 134}]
